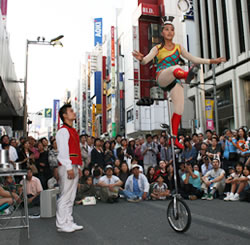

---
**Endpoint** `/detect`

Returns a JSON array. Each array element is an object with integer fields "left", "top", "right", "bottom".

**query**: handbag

[
  {"left": 228, "top": 152, "right": 238, "bottom": 161},
  {"left": 82, "top": 196, "right": 96, "bottom": 206}
]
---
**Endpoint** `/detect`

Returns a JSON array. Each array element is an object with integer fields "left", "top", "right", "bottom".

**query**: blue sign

[
  {"left": 94, "top": 18, "right": 103, "bottom": 46},
  {"left": 53, "top": 100, "right": 60, "bottom": 123},
  {"left": 94, "top": 71, "right": 102, "bottom": 104}
]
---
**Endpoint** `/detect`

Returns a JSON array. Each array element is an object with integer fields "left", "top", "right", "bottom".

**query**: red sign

[
  {"left": 111, "top": 26, "right": 115, "bottom": 67},
  {"left": 141, "top": 3, "right": 159, "bottom": 17},
  {"left": 1, "top": 0, "right": 8, "bottom": 16}
]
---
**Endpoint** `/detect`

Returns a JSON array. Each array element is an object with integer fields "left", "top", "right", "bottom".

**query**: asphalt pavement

[{"left": 1, "top": 199, "right": 250, "bottom": 245}]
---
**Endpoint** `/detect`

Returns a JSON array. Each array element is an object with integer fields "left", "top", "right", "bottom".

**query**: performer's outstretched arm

[
  {"left": 180, "top": 45, "right": 226, "bottom": 65},
  {"left": 132, "top": 46, "right": 158, "bottom": 65}
]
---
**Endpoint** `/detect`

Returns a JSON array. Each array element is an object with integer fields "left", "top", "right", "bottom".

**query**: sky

[{"left": 6, "top": 0, "right": 123, "bottom": 113}]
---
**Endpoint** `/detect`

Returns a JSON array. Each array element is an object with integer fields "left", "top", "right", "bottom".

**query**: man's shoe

[
  {"left": 71, "top": 223, "right": 84, "bottom": 231},
  {"left": 201, "top": 193, "right": 208, "bottom": 200},
  {"left": 207, "top": 193, "right": 214, "bottom": 200},
  {"left": 188, "top": 195, "right": 197, "bottom": 200},
  {"left": 127, "top": 198, "right": 140, "bottom": 203},
  {"left": 57, "top": 226, "right": 75, "bottom": 233},
  {"left": 224, "top": 192, "right": 233, "bottom": 201}
]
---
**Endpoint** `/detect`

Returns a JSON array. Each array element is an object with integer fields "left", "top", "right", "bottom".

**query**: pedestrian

[
  {"left": 56, "top": 104, "right": 83, "bottom": 233},
  {"left": 132, "top": 15, "right": 225, "bottom": 149}
]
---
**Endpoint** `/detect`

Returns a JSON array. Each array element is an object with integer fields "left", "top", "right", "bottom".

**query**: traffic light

[{"left": 136, "top": 98, "right": 154, "bottom": 106}]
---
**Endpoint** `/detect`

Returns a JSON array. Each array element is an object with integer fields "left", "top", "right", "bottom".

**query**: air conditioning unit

[
  {"left": 40, "top": 188, "right": 59, "bottom": 218},
  {"left": 150, "top": 86, "right": 164, "bottom": 99}
]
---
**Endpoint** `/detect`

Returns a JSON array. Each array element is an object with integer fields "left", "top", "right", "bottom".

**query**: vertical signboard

[
  {"left": 94, "top": 18, "right": 103, "bottom": 46},
  {"left": 205, "top": 99, "right": 214, "bottom": 130},
  {"left": 111, "top": 26, "right": 116, "bottom": 137},
  {"left": 53, "top": 100, "right": 60, "bottom": 133},
  {"left": 92, "top": 104, "right": 96, "bottom": 137}
]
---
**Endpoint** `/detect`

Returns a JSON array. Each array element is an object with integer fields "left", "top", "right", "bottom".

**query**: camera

[
  {"left": 225, "top": 136, "right": 229, "bottom": 140},
  {"left": 203, "top": 156, "right": 209, "bottom": 161}
]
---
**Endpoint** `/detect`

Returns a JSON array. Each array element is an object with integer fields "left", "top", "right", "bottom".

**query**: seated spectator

[
  {"left": 20, "top": 168, "right": 43, "bottom": 206},
  {"left": 181, "top": 138, "right": 197, "bottom": 166},
  {"left": 114, "top": 159, "right": 121, "bottom": 168},
  {"left": 155, "top": 160, "right": 173, "bottom": 189},
  {"left": 238, "top": 165, "right": 250, "bottom": 202},
  {"left": 93, "top": 166, "right": 102, "bottom": 185},
  {"left": 180, "top": 163, "right": 202, "bottom": 200},
  {"left": 197, "top": 143, "right": 208, "bottom": 166},
  {"left": 114, "top": 166, "right": 121, "bottom": 177},
  {"left": 178, "top": 162, "right": 186, "bottom": 187},
  {"left": 201, "top": 156, "right": 213, "bottom": 176},
  {"left": 75, "top": 176, "right": 96, "bottom": 205},
  {"left": 98, "top": 165, "right": 123, "bottom": 203},
  {"left": 192, "top": 133, "right": 201, "bottom": 151},
  {"left": 207, "top": 136, "right": 222, "bottom": 161},
  {"left": 119, "top": 162, "right": 130, "bottom": 188},
  {"left": 122, "top": 164, "right": 149, "bottom": 202},
  {"left": 151, "top": 175, "right": 170, "bottom": 200},
  {"left": 224, "top": 162, "right": 244, "bottom": 201},
  {"left": 201, "top": 159, "right": 225, "bottom": 200},
  {"left": 0, "top": 185, "right": 21, "bottom": 207},
  {"left": 146, "top": 166, "right": 156, "bottom": 184},
  {"left": 80, "top": 168, "right": 91, "bottom": 184}
]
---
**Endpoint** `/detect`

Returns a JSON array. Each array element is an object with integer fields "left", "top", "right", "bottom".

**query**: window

[
  {"left": 236, "top": 0, "right": 245, "bottom": 53},
  {"left": 248, "top": 0, "right": 250, "bottom": 31},
  {"left": 213, "top": 0, "right": 220, "bottom": 58},
  {"left": 127, "top": 109, "right": 134, "bottom": 123},
  {"left": 221, "top": 0, "right": 230, "bottom": 60}
]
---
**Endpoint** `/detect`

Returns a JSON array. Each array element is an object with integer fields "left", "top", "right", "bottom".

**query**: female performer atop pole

[{"left": 132, "top": 16, "right": 226, "bottom": 149}]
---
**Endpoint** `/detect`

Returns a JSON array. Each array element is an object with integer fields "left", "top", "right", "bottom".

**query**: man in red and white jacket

[{"left": 56, "top": 104, "right": 83, "bottom": 233}]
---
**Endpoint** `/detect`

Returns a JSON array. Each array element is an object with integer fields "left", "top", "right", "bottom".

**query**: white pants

[{"left": 56, "top": 165, "right": 79, "bottom": 229}]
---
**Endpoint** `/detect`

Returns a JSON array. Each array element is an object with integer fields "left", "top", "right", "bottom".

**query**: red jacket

[{"left": 59, "top": 124, "right": 82, "bottom": 166}]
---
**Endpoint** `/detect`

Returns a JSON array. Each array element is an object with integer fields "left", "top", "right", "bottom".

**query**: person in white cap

[{"left": 122, "top": 164, "right": 149, "bottom": 202}]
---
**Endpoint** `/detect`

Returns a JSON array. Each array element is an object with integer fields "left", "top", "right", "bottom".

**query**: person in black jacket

[{"left": 90, "top": 138, "right": 105, "bottom": 170}]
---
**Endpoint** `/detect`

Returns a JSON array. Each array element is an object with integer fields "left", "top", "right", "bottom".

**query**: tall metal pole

[
  {"left": 23, "top": 40, "right": 29, "bottom": 137},
  {"left": 212, "top": 64, "right": 219, "bottom": 134}
]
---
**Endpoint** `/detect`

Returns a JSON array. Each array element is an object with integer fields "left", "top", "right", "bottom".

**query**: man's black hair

[
  {"left": 59, "top": 104, "right": 72, "bottom": 122},
  {"left": 205, "top": 129, "right": 213, "bottom": 134},
  {"left": 115, "top": 134, "right": 122, "bottom": 140},
  {"left": 192, "top": 133, "right": 198, "bottom": 138},
  {"left": 146, "top": 134, "right": 152, "bottom": 139},
  {"left": 94, "top": 138, "right": 101, "bottom": 146},
  {"left": 0, "top": 135, "right": 8, "bottom": 143}
]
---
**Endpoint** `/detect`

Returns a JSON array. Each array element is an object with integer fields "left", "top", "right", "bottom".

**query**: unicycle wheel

[{"left": 166, "top": 198, "right": 191, "bottom": 232}]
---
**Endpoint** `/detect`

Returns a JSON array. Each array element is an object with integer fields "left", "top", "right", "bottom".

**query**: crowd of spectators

[{"left": 0, "top": 126, "right": 250, "bottom": 210}]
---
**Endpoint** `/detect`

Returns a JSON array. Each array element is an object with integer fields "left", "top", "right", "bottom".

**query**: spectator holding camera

[
  {"left": 222, "top": 129, "right": 238, "bottom": 173},
  {"left": 207, "top": 137, "right": 222, "bottom": 161},
  {"left": 141, "top": 134, "right": 159, "bottom": 173},
  {"left": 201, "top": 159, "right": 225, "bottom": 200},
  {"left": 180, "top": 163, "right": 202, "bottom": 200},
  {"left": 204, "top": 129, "right": 213, "bottom": 146},
  {"left": 236, "top": 127, "right": 250, "bottom": 157},
  {"left": 201, "top": 155, "right": 213, "bottom": 176}
]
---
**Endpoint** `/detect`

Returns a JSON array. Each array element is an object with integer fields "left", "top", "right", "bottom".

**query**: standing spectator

[
  {"left": 80, "top": 134, "right": 89, "bottom": 169},
  {"left": 192, "top": 133, "right": 201, "bottom": 151},
  {"left": 18, "top": 139, "right": 37, "bottom": 173},
  {"left": 10, "top": 138, "right": 18, "bottom": 149},
  {"left": 117, "top": 139, "right": 132, "bottom": 164},
  {"left": 236, "top": 127, "right": 250, "bottom": 157},
  {"left": 41, "top": 137, "right": 49, "bottom": 151},
  {"left": 87, "top": 136, "right": 94, "bottom": 165},
  {"left": 103, "top": 141, "right": 115, "bottom": 166},
  {"left": 160, "top": 140, "right": 173, "bottom": 165},
  {"left": 181, "top": 138, "right": 197, "bottom": 166},
  {"left": 198, "top": 133, "right": 205, "bottom": 144},
  {"left": 201, "top": 159, "right": 225, "bottom": 200},
  {"left": 90, "top": 138, "right": 105, "bottom": 170},
  {"left": 98, "top": 165, "right": 123, "bottom": 203},
  {"left": 204, "top": 129, "right": 213, "bottom": 146},
  {"left": 134, "top": 137, "right": 144, "bottom": 167},
  {"left": 114, "top": 166, "right": 120, "bottom": 177},
  {"left": 48, "top": 139, "right": 59, "bottom": 181},
  {"left": 28, "top": 136, "right": 40, "bottom": 160},
  {"left": 123, "top": 164, "right": 149, "bottom": 202},
  {"left": 114, "top": 135, "right": 122, "bottom": 158},
  {"left": 0, "top": 135, "right": 18, "bottom": 164},
  {"left": 127, "top": 138, "right": 136, "bottom": 159},
  {"left": 207, "top": 137, "right": 222, "bottom": 161},
  {"left": 20, "top": 168, "right": 43, "bottom": 206},
  {"left": 222, "top": 129, "right": 238, "bottom": 173},
  {"left": 36, "top": 141, "right": 51, "bottom": 189},
  {"left": 141, "top": 134, "right": 159, "bottom": 173}
]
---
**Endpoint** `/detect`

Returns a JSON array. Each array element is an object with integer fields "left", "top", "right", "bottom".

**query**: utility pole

[{"left": 212, "top": 64, "right": 219, "bottom": 134}]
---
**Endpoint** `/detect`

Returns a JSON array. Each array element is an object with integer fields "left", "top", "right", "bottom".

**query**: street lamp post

[{"left": 23, "top": 35, "right": 64, "bottom": 137}]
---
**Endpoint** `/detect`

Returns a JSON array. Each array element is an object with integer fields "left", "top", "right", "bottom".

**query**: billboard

[
  {"left": 1, "top": 0, "right": 8, "bottom": 16},
  {"left": 94, "top": 18, "right": 103, "bottom": 46},
  {"left": 53, "top": 100, "right": 60, "bottom": 132},
  {"left": 205, "top": 99, "right": 214, "bottom": 130},
  {"left": 44, "top": 108, "right": 52, "bottom": 118}
]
